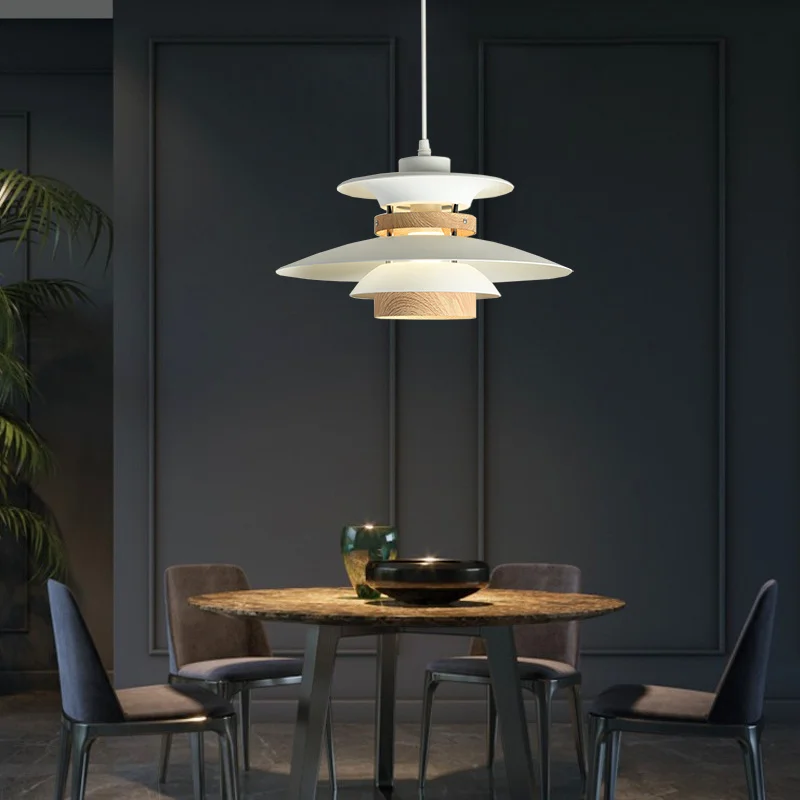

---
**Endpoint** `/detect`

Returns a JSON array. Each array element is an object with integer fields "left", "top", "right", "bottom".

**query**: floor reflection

[{"left": 0, "top": 693, "right": 797, "bottom": 798}]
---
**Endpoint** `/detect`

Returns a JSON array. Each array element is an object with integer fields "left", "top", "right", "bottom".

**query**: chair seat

[
  {"left": 428, "top": 655, "right": 577, "bottom": 681},
  {"left": 176, "top": 656, "right": 304, "bottom": 682},
  {"left": 117, "top": 684, "right": 234, "bottom": 722},
  {"left": 591, "top": 684, "right": 714, "bottom": 723}
]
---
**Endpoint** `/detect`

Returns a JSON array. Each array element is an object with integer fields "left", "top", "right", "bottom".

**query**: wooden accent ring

[
  {"left": 373, "top": 292, "right": 477, "bottom": 320},
  {"left": 375, "top": 211, "right": 477, "bottom": 237}
]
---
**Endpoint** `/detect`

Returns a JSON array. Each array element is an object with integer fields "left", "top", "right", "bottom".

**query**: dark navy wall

[{"left": 112, "top": 0, "right": 800, "bottom": 720}]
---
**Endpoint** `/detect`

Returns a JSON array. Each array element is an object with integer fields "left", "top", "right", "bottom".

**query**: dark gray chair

[
  {"left": 47, "top": 580, "right": 239, "bottom": 800},
  {"left": 158, "top": 564, "right": 335, "bottom": 787},
  {"left": 419, "top": 563, "right": 586, "bottom": 799},
  {"left": 588, "top": 579, "right": 778, "bottom": 800}
]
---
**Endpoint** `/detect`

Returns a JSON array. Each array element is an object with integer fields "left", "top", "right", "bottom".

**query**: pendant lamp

[{"left": 276, "top": 0, "right": 572, "bottom": 319}]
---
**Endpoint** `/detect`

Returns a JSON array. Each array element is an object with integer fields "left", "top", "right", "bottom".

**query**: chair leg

[
  {"left": 230, "top": 711, "right": 241, "bottom": 789},
  {"left": 486, "top": 684, "right": 497, "bottom": 770},
  {"left": 533, "top": 681, "right": 556, "bottom": 800},
  {"left": 604, "top": 731, "right": 621, "bottom": 800},
  {"left": 219, "top": 717, "right": 240, "bottom": 800},
  {"left": 240, "top": 688, "right": 251, "bottom": 771},
  {"left": 587, "top": 715, "right": 609, "bottom": 800},
  {"left": 741, "top": 726, "right": 767, "bottom": 800},
  {"left": 190, "top": 732, "right": 206, "bottom": 800},
  {"left": 215, "top": 682, "right": 238, "bottom": 797},
  {"left": 418, "top": 673, "right": 439, "bottom": 790},
  {"left": 566, "top": 683, "right": 588, "bottom": 790},
  {"left": 54, "top": 717, "right": 71, "bottom": 800},
  {"left": 70, "top": 726, "right": 92, "bottom": 800},
  {"left": 325, "top": 702, "right": 337, "bottom": 790},
  {"left": 157, "top": 734, "right": 172, "bottom": 784},
  {"left": 158, "top": 673, "right": 177, "bottom": 783}
]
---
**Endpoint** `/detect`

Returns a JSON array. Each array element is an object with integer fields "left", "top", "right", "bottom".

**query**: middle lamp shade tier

[
  {"left": 276, "top": 236, "right": 572, "bottom": 320},
  {"left": 276, "top": 235, "right": 572, "bottom": 283}
]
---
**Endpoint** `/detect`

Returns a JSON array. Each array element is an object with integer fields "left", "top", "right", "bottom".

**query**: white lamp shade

[
  {"left": 277, "top": 236, "right": 571, "bottom": 283},
  {"left": 337, "top": 171, "right": 513, "bottom": 210},
  {"left": 350, "top": 261, "right": 500, "bottom": 300}
]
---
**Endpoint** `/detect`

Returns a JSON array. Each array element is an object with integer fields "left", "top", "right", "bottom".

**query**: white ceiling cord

[{"left": 418, "top": 0, "right": 432, "bottom": 156}]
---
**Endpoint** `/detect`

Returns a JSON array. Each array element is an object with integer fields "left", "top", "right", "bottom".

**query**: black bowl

[{"left": 365, "top": 559, "right": 490, "bottom": 605}]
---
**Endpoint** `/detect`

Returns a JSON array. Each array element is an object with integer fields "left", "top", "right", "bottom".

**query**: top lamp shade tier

[
  {"left": 337, "top": 170, "right": 514, "bottom": 210},
  {"left": 276, "top": 236, "right": 572, "bottom": 283}
]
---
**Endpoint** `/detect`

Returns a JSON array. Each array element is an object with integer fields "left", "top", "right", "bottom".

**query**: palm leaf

[
  {"left": 0, "top": 504, "right": 64, "bottom": 579},
  {"left": 0, "top": 349, "right": 32, "bottom": 403},
  {"left": 0, "top": 282, "right": 21, "bottom": 354},
  {"left": 0, "top": 460, "right": 17, "bottom": 500},
  {"left": 0, "top": 279, "right": 93, "bottom": 403},
  {"left": 0, "top": 169, "right": 112, "bottom": 268},
  {"left": 0, "top": 410, "right": 52, "bottom": 481},
  {"left": 2, "top": 278, "right": 93, "bottom": 315}
]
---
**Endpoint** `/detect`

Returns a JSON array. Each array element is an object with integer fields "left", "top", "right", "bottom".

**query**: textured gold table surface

[{"left": 189, "top": 587, "right": 625, "bottom": 628}]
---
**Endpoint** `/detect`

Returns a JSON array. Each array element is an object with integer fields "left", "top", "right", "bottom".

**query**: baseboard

[
  {"left": 250, "top": 697, "right": 800, "bottom": 724},
  {"left": 251, "top": 697, "right": 527, "bottom": 724},
  {"left": 0, "top": 670, "right": 60, "bottom": 693},
  {"left": 0, "top": 670, "right": 114, "bottom": 694},
  {"left": 764, "top": 699, "right": 800, "bottom": 722}
]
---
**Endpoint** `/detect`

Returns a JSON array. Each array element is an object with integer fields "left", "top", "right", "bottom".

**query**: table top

[{"left": 189, "top": 587, "right": 625, "bottom": 628}]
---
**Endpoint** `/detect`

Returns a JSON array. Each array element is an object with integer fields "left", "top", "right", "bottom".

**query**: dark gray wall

[
  {"left": 115, "top": 0, "right": 800, "bottom": 720},
  {"left": 0, "top": 21, "right": 113, "bottom": 684}
]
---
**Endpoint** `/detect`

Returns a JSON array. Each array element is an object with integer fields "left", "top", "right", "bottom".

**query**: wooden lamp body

[
  {"left": 372, "top": 208, "right": 480, "bottom": 319},
  {"left": 374, "top": 291, "right": 476, "bottom": 320}
]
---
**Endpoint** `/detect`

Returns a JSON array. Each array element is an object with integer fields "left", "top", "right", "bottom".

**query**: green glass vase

[{"left": 341, "top": 524, "right": 399, "bottom": 599}]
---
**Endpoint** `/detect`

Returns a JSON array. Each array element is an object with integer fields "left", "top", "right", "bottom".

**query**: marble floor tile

[{"left": 0, "top": 693, "right": 797, "bottom": 798}]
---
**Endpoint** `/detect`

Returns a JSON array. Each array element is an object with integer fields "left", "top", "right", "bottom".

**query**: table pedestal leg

[
  {"left": 289, "top": 625, "right": 340, "bottom": 800},
  {"left": 481, "top": 626, "right": 536, "bottom": 800},
  {"left": 375, "top": 631, "right": 398, "bottom": 790}
]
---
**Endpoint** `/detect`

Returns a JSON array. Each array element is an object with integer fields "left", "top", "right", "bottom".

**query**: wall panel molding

[
  {"left": 477, "top": 38, "right": 727, "bottom": 656},
  {"left": 145, "top": 37, "right": 396, "bottom": 659}
]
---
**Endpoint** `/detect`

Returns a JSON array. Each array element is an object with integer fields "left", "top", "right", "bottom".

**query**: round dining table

[{"left": 190, "top": 586, "right": 624, "bottom": 800}]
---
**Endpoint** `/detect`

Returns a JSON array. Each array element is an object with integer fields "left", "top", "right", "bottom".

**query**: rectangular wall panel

[
  {"left": 481, "top": 41, "right": 725, "bottom": 654},
  {"left": 150, "top": 40, "right": 395, "bottom": 654}
]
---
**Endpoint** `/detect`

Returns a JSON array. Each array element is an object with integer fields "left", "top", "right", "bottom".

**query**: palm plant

[{"left": 0, "top": 169, "right": 112, "bottom": 578}]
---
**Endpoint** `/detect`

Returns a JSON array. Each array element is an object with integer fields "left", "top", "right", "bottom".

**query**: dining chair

[
  {"left": 158, "top": 564, "right": 336, "bottom": 787},
  {"left": 587, "top": 579, "right": 778, "bottom": 800},
  {"left": 419, "top": 563, "right": 586, "bottom": 799},
  {"left": 47, "top": 579, "right": 239, "bottom": 800}
]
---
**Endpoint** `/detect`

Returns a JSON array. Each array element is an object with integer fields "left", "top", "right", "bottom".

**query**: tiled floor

[{"left": 1, "top": 693, "right": 798, "bottom": 798}]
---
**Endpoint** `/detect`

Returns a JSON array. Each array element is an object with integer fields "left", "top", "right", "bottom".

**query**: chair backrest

[
  {"left": 709, "top": 579, "right": 778, "bottom": 725},
  {"left": 47, "top": 580, "right": 124, "bottom": 723},
  {"left": 471, "top": 563, "right": 582, "bottom": 665},
  {"left": 164, "top": 564, "right": 271, "bottom": 672}
]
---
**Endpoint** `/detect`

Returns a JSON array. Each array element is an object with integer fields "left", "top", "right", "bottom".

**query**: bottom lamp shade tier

[
  {"left": 365, "top": 559, "right": 490, "bottom": 605},
  {"left": 350, "top": 261, "right": 501, "bottom": 320}
]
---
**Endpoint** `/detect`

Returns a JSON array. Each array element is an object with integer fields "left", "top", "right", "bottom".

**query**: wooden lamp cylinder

[
  {"left": 373, "top": 292, "right": 477, "bottom": 320},
  {"left": 375, "top": 211, "right": 477, "bottom": 237}
]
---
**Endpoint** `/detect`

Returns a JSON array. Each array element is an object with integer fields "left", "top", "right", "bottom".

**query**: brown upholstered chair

[
  {"left": 48, "top": 580, "right": 239, "bottom": 800},
  {"left": 588, "top": 580, "right": 778, "bottom": 800},
  {"left": 419, "top": 563, "right": 586, "bottom": 799},
  {"left": 158, "top": 564, "right": 335, "bottom": 787}
]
